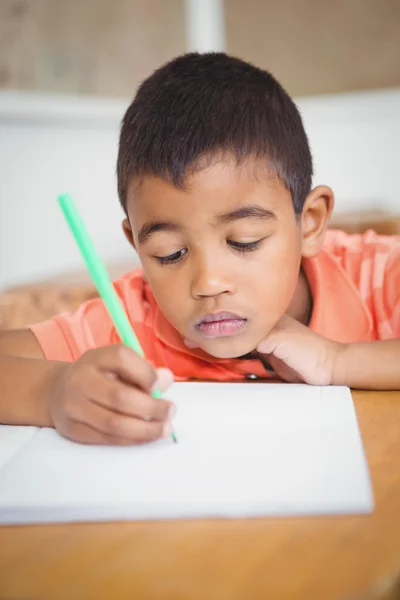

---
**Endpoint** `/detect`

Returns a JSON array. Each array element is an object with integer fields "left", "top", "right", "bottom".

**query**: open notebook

[{"left": 0, "top": 383, "right": 374, "bottom": 525}]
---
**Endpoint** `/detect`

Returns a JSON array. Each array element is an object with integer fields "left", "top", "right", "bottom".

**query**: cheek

[
  {"left": 249, "top": 232, "right": 301, "bottom": 310},
  {"left": 140, "top": 258, "right": 188, "bottom": 320}
]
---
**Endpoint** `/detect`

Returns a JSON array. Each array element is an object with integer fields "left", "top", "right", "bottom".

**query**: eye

[
  {"left": 228, "top": 239, "right": 265, "bottom": 253},
  {"left": 154, "top": 248, "right": 187, "bottom": 265}
]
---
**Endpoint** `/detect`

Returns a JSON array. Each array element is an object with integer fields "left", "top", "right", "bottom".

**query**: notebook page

[
  {"left": 0, "top": 425, "right": 39, "bottom": 470},
  {"left": 0, "top": 383, "right": 374, "bottom": 524}
]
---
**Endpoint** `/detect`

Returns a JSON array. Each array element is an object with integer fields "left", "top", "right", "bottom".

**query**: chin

[{"left": 200, "top": 335, "right": 258, "bottom": 359}]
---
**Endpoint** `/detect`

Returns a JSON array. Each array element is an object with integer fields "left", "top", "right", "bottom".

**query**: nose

[{"left": 190, "top": 257, "right": 236, "bottom": 299}]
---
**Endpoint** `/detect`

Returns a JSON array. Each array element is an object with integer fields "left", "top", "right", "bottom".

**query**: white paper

[
  {"left": 0, "top": 425, "right": 39, "bottom": 470},
  {"left": 0, "top": 383, "right": 374, "bottom": 524}
]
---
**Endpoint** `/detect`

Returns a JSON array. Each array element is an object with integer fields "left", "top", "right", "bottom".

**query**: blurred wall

[
  {"left": 0, "top": 0, "right": 185, "bottom": 96},
  {"left": 226, "top": 0, "right": 400, "bottom": 96},
  {"left": 1, "top": 0, "right": 399, "bottom": 97}
]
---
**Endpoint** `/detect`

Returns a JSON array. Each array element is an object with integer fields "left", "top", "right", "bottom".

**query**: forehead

[{"left": 125, "top": 158, "right": 292, "bottom": 225}]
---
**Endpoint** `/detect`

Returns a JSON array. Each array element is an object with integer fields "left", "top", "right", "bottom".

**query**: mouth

[{"left": 195, "top": 311, "right": 248, "bottom": 338}]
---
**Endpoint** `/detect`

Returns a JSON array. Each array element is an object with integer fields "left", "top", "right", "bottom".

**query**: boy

[{"left": 0, "top": 53, "right": 399, "bottom": 446}]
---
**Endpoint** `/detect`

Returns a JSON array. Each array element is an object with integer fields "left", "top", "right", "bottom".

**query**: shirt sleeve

[
  {"left": 29, "top": 295, "right": 116, "bottom": 362},
  {"left": 29, "top": 270, "right": 161, "bottom": 364},
  {"left": 383, "top": 244, "right": 400, "bottom": 337}
]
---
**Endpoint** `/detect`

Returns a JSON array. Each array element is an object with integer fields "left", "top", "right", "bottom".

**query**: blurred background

[{"left": 0, "top": 0, "right": 399, "bottom": 325}]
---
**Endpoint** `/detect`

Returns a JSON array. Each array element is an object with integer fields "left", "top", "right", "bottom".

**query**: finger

[
  {"left": 154, "top": 368, "right": 174, "bottom": 393},
  {"left": 77, "top": 367, "right": 174, "bottom": 421},
  {"left": 84, "top": 346, "right": 157, "bottom": 393},
  {"left": 256, "top": 330, "right": 282, "bottom": 355},
  {"left": 256, "top": 315, "right": 300, "bottom": 354},
  {"left": 69, "top": 399, "right": 173, "bottom": 442},
  {"left": 267, "top": 354, "right": 304, "bottom": 383},
  {"left": 104, "top": 366, "right": 174, "bottom": 395},
  {"left": 62, "top": 421, "right": 153, "bottom": 446}
]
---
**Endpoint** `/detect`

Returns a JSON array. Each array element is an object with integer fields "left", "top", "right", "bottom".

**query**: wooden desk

[{"left": 1, "top": 390, "right": 399, "bottom": 600}]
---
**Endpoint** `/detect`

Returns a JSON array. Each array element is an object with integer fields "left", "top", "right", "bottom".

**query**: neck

[{"left": 287, "top": 266, "right": 313, "bottom": 325}]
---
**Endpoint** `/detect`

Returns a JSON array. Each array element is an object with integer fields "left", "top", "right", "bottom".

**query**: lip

[{"left": 195, "top": 311, "right": 248, "bottom": 338}]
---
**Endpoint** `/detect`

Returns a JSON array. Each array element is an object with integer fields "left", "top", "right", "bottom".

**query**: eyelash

[
  {"left": 155, "top": 239, "right": 265, "bottom": 265},
  {"left": 227, "top": 239, "right": 264, "bottom": 253},
  {"left": 156, "top": 248, "right": 187, "bottom": 265}
]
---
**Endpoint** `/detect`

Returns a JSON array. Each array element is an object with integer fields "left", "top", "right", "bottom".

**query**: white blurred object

[
  {"left": 296, "top": 88, "right": 400, "bottom": 215},
  {"left": 0, "top": 86, "right": 399, "bottom": 289},
  {"left": 185, "top": 0, "right": 226, "bottom": 52},
  {"left": 0, "top": 91, "right": 137, "bottom": 290}
]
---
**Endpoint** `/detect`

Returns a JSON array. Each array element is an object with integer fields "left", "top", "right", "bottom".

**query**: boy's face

[{"left": 124, "top": 159, "right": 329, "bottom": 359}]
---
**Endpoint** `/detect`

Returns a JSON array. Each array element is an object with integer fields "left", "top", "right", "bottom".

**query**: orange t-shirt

[{"left": 30, "top": 230, "right": 400, "bottom": 381}]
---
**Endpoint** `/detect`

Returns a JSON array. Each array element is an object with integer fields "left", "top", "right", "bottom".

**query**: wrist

[
  {"left": 330, "top": 339, "right": 400, "bottom": 390},
  {"left": 43, "top": 362, "right": 70, "bottom": 427},
  {"left": 331, "top": 342, "right": 350, "bottom": 386}
]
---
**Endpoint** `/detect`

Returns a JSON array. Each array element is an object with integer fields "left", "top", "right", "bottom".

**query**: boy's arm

[
  {"left": 257, "top": 316, "right": 400, "bottom": 390},
  {"left": 0, "top": 330, "right": 66, "bottom": 426},
  {"left": 334, "top": 339, "right": 400, "bottom": 390},
  {"left": 0, "top": 329, "right": 175, "bottom": 444},
  {"left": 0, "top": 329, "right": 44, "bottom": 359}
]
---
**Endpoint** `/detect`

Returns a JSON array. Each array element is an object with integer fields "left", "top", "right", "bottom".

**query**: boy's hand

[
  {"left": 257, "top": 315, "right": 343, "bottom": 385},
  {"left": 48, "top": 345, "right": 175, "bottom": 445}
]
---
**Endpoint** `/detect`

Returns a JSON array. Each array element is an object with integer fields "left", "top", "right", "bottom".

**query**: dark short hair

[{"left": 117, "top": 52, "right": 313, "bottom": 214}]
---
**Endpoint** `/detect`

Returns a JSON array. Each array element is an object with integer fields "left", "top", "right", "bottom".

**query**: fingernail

[
  {"left": 162, "top": 421, "right": 173, "bottom": 438},
  {"left": 153, "top": 368, "right": 174, "bottom": 393}
]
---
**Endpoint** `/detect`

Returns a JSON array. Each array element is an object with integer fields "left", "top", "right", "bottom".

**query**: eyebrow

[
  {"left": 137, "top": 204, "right": 276, "bottom": 244},
  {"left": 217, "top": 204, "right": 277, "bottom": 224},
  {"left": 138, "top": 221, "right": 181, "bottom": 244}
]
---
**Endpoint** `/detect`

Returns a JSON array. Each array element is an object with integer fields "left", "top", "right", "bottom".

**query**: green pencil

[{"left": 58, "top": 193, "right": 177, "bottom": 443}]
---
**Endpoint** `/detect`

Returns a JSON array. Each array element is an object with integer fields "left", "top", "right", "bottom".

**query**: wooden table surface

[{"left": 1, "top": 390, "right": 399, "bottom": 600}]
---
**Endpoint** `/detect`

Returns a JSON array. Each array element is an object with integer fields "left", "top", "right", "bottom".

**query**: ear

[
  {"left": 122, "top": 218, "right": 136, "bottom": 251},
  {"left": 301, "top": 185, "right": 334, "bottom": 258}
]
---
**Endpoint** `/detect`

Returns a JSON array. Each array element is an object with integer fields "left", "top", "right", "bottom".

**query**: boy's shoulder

[
  {"left": 305, "top": 229, "right": 400, "bottom": 342},
  {"left": 321, "top": 228, "right": 400, "bottom": 290},
  {"left": 322, "top": 228, "right": 400, "bottom": 257}
]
